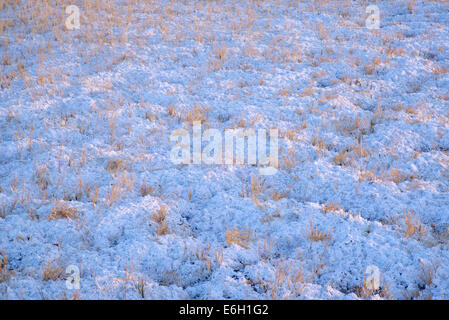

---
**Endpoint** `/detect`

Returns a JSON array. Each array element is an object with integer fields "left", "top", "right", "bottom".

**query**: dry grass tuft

[
  {"left": 106, "top": 158, "right": 126, "bottom": 174},
  {"left": 363, "top": 57, "right": 382, "bottom": 76},
  {"left": 419, "top": 261, "right": 439, "bottom": 287},
  {"left": 358, "top": 165, "right": 417, "bottom": 185},
  {"left": 333, "top": 150, "right": 351, "bottom": 166},
  {"left": 151, "top": 206, "right": 170, "bottom": 236},
  {"left": 107, "top": 172, "right": 135, "bottom": 206},
  {"left": 0, "top": 200, "right": 17, "bottom": 219},
  {"left": 432, "top": 65, "right": 449, "bottom": 76},
  {"left": 140, "top": 182, "right": 154, "bottom": 197},
  {"left": 407, "top": 0, "right": 416, "bottom": 13},
  {"left": 399, "top": 209, "right": 428, "bottom": 240},
  {"left": 42, "top": 260, "right": 64, "bottom": 281},
  {"left": 225, "top": 227, "right": 252, "bottom": 249},
  {"left": 311, "top": 135, "right": 327, "bottom": 154},
  {"left": 280, "top": 147, "right": 296, "bottom": 169},
  {"left": 183, "top": 103, "right": 209, "bottom": 123},
  {"left": 271, "top": 190, "right": 289, "bottom": 201},
  {"left": 305, "top": 220, "right": 331, "bottom": 248},
  {"left": 356, "top": 274, "right": 393, "bottom": 299},
  {"left": 49, "top": 201, "right": 79, "bottom": 220},
  {"left": 240, "top": 174, "right": 267, "bottom": 202},
  {"left": 267, "top": 258, "right": 306, "bottom": 299},
  {"left": 258, "top": 237, "right": 273, "bottom": 261},
  {"left": 387, "top": 169, "right": 417, "bottom": 184},
  {"left": 0, "top": 205, "right": 5, "bottom": 219},
  {"left": 282, "top": 129, "right": 297, "bottom": 141},
  {"left": 167, "top": 105, "right": 178, "bottom": 118},
  {"left": 402, "top": 289, "right": 433, "bottom": 300},
  {"left": 134, "top": 276, "right": 148, "bottom": 299},
  {"left": 322, "top": 202, "right": 344, "bottom": 213},
  {"left": 195, "top": 244, "right": 213, "bottom": 271},
  {"left": 1, "top": 250, "right": 14, "bottom": 283}
]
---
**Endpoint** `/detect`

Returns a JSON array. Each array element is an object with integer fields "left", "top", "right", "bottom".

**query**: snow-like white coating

[{"left": 0, "top": 0, "right": 448, "bottom": 299}]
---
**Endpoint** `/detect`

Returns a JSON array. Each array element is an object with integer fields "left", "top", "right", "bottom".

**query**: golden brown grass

[
  {"left": 258, "top": 238, "right": 273, "bottom": 261},
  {"left": 335, "top": 115, "right": 374, "bottom": 137},
  {"left": 0, "top": 250, "right": 14, "bottom": 283},
  {"left": 387, "top": 169, "right": 417, "bottom": 184},
  {"left": 267, "top": 258, "right": 306, "bottom": 299},
  {"left": 35, "top": 164, "right": 50, "bottom": 191},
  {"left": 311, "top": 134, "right": 327, "bottom": 154},
  {"left": 167, "top": 105, "right": 178, "bottom": 118},
  {"left": 363, "top": 57, "right": 382, "bottom": 75},
  {"left": 419, "top": 261, "right": 439, "bottom": 287},
  {"left": 322, "top": 202, "right": 344, "bottom": 214},
  {"left": 333, "top": 150, "right": 352, "bottom": 166},
  {"left": 134, "top": 276, "right": 148, "bottom": 299},
  {"left": 195, "top": 244, "right": 212, "bottom": 271},
  {"left": 0, "top": 205, "right": 6, "bottom": 219},
  {"left": 399, "top": 209, "right": 429, "bottom": 240},
  {"left": 49, "top": 201, "right": 79, "bottom": 220},
  {"left": 214, "top": 248, "right": 223, "bottom": 267},
  {"left": 407, "top": 0, "right": 416, "bottom": 13},
  {"left": 271, "top": 190, "right": 289, "bottom": 201},
  {"left": 105, "top": 159, "right": 126, "bottom": 174},
  {"left": 183, "top": 103, "right": 209, "bottom": 124},
  {"left": 140, "top": 181, "right": 155, "bottom": 197},
  {"left": 0, "top": 200, "right": 18, "bottom": 219},
  {"left": 42, "top": 260, "right": 64, "bottom": 281},
  {"left": 151, "top": 206, "right": 170, "bottom": 236},
  {"left": 351, "top": 143, "right": 371, "bottom": 158},
  {"left": 299, "top": 86, "right": 315, "bottom": 97},
  {"left": 225, "top": 227, "right": 252, "bottom": 249},
  {"left": 432, "top": 65, "right": 449, "bottom": 76},
  {"left": 107, "top": 172, "right": 135, "bottom": 207},
  {"left": 356, "top": 274, "right": 393, "bottom": 300},
  {"left": 358, "top": 165, "right": 417, "bottom": 185},
  {"left": 230, "top": 118, "right": 246, "bottom": 129},
  {"left": 282, "top": 129, "right": 297, "bottom": 141},
  {"left": 402, "top": 288, "right": 433, "bottom": 300},
  {"left": 305, "top": 220, "right": 331, "bottom": 248},
  {"left": 1, "top": 0, "right": 446, "bottom": 300},
  {"left": 240, "top": 174, "right": 267, "bottom": 202},
  {"left": 280, "top": 147, "right": 296, "bottom": 170},
  {"left": 402, "top": 261, "right": 440, "bottom": 300}
]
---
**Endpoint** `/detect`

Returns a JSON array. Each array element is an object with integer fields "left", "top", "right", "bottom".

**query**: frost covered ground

[{"left": 0, "top": 0, "right": 448, "bottom": 300}]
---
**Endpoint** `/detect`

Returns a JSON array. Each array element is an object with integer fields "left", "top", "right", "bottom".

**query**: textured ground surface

[{"left": 0, "top": 0, "right": 448, "bottom": 299}]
